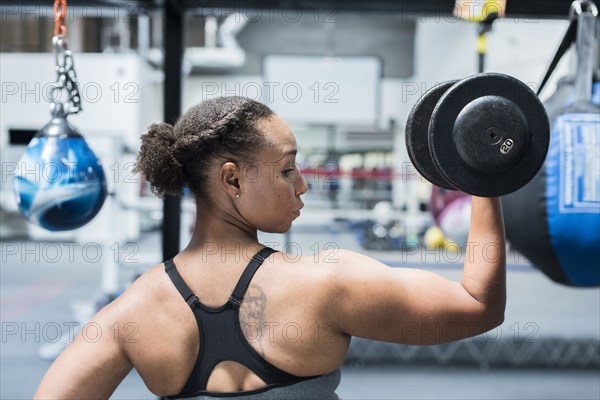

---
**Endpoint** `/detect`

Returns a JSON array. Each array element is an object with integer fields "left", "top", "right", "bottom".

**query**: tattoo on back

[{"left": 240, "top": 283, "right": 268, "bottom": 357}]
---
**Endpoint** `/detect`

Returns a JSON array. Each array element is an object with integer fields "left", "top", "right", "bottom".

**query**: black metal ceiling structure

[
  {"left": 10, "top": 0, "right": 578, "bottom": 19},
  {"left": 4, "top": 0, "right": 581, "bottom": 259}
]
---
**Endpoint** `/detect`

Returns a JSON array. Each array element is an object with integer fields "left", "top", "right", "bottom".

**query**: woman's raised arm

[{"left": 324, "top": 196, "right": 506, "bottom": 345}]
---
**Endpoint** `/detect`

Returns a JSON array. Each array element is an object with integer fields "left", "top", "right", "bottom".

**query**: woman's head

[
  {"left": 135, "top": 96, "right": 273, "bottom": 199},
  {"left": 135, "top": 96, "right": 307, "bottom": 233}
]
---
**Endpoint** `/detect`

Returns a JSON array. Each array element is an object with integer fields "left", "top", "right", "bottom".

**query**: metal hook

[
  {"left": 53, "top": 35, "right": 68, "bottom": 67},
  {"left": 569, "top": 0, "right": 599, "bottom": 19}
]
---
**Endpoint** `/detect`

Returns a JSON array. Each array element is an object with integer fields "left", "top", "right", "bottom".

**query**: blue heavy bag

[
  {"left": 13, "top": 112, "right": 107, "bottom": 231},
  {"left": 502, "top": 12, "right": 599, "bottom": 286}
]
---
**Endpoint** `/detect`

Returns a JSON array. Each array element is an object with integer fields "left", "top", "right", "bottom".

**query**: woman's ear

[{"left": 220, "top": 162, "right": 240, "bottom": 198}]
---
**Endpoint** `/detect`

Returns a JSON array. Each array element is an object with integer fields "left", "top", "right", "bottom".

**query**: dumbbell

[{"left": 405, "top": 73, "right": 550, "bottom": 197}]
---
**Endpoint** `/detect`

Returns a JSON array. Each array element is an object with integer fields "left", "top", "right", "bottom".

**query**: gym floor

[{"left": 1, "top": 225, "right": 599, "bottom": 400}]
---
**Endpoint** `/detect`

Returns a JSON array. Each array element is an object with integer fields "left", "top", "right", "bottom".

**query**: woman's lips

[{"left": 292, "top": 205, "right": 303, "bottom": 217}]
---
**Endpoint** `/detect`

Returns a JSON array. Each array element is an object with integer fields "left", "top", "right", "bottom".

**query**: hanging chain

[
  {"left": 51, "top": 34, "right": 82, "bottom": 115},
  {"left": 50, "top": 0, "right": 81, "bottom": 116}
]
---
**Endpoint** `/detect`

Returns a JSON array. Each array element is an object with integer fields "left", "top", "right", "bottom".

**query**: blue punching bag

[
  {"left": 13, "top": 107, "right": 107, "bottom": 231},
  {"left": 13, "top": 34, "right": 107, "bottom": 231},
  {"left": 503, "top": 9, "right": 600, "bottom": 286}
]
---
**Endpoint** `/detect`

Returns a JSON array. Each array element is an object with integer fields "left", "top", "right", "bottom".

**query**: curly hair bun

[
  {"left": 135, "top": 122, "right": 186, "bottom": 197},
  {"left": 135, "top": 97, "right": 274, "bottom": 200}
]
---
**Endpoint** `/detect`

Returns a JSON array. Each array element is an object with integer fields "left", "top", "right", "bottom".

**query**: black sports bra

[{"left": 164, "top": 247, "right": 319, "bottom": 398}]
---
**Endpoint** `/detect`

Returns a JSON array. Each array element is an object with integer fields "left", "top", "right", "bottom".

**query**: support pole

[{"left": 162, "top": 0, "right": 184, "bottom": 261}]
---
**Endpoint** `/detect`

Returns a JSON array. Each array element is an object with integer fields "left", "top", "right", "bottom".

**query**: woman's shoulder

[
  {"left": 93, "top": 262, "right": 194, "bottom": 350},
  {"left": 115, "top": 262, "right": 176, "bottom": 307},
  {"left": 118, "top": 261, "right": 196, "bottom": 325},
  {"left": 100, "top": 262, "right": 198, "bottom": 394},
  {"left": 276, "top": 247, "right": 378, "bottom": 278},
  {"left": 266, "top": 248, "right": 370, "bottom": 303},
  {"left": 274, "top": 246, "right": 359, "bottom": 267}
]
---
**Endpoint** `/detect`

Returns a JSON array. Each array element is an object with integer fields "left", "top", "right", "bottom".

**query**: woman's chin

[{"left": 263, "top": 222, "right": 293, "bottom": 235}]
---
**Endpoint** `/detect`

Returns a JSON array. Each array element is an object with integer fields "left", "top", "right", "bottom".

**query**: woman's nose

[{"left": 296, "top": 174, "right": 308, "bottom": 196}]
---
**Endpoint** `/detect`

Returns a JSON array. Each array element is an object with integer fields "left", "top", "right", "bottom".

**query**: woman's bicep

[
  {"left": 34, "top": 303, "right": 133, "bottom": 399},
  {"left": 328, "top": 250, "right": 497, "bottom": 345}
]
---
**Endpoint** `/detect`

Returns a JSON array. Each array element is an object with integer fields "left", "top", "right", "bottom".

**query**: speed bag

[
  {"left": 13, "top": 115, "right": 107, "bottom": 231},
  {"left": 502, "top": 83, "right": 600, "bottom": 287}
]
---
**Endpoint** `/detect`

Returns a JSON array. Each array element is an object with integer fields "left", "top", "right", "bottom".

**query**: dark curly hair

[{"left": 135, "top": 96, "right": 274, "bottom": 200}]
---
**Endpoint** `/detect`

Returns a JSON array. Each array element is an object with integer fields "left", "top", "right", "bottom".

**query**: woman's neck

[{"left": 183, "top": 200, "right": 260, "bottom": 254}]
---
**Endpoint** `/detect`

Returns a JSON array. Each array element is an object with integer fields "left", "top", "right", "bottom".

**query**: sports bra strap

[
  {"left": 164, "top": 247, "right": 277, "bottom": 308},
  {"left": 230, "top": 247, "right": 277, "bottom": 304},
  {"left": 164, "top": 258, "right": 199, "bottom": 307}
]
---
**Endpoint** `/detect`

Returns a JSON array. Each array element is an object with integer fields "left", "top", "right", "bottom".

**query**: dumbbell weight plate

[
  {"left": 429, "top": 73, "right": 550, "bottom": 197},
  {"left": 405, "top": 80, "right": 458, "bottom": 190}
]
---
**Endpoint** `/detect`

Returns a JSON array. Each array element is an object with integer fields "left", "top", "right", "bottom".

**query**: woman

[{"left": 35, "top": 96, "right": 506, "bottom": 399}]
